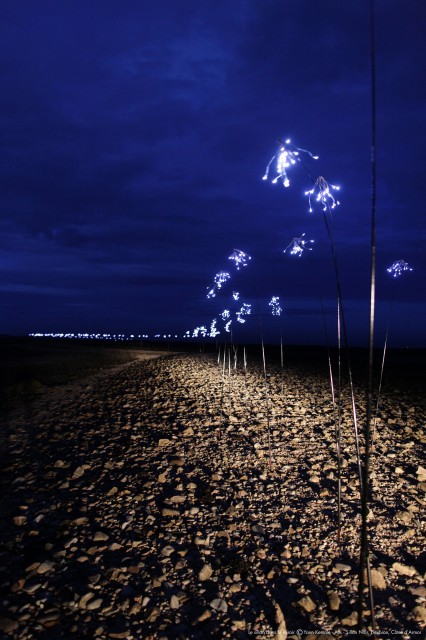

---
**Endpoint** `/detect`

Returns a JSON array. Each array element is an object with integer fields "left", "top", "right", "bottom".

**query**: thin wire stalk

[
  {"left": 372, "top": 288, "right": 395, "bottom": 446},
  {"left": 257, "top": 300, "right": 273, "bottom": 466},
  {"left": 358, "top": 0, "right": 377, "bottom": 631}
]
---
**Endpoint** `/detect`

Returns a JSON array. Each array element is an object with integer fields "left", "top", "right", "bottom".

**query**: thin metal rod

[
  {"left": 358, "top": 0, "right": 377, "bottom": 631},
  {"left": 372, "top": 287, "right": 395, "bottom": 446},
  {"left": 257, "top": 300, "right": 272, "bottom": 466},
  {"left": 322, "top": 209, "right": 364, "bottom": 498},
  {"left": 307, "top": 253, "right": 341, "bottom": 549}
]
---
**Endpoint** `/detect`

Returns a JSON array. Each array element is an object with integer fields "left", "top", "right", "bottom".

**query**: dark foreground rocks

[{"left": 0, "top": 352, "right": 425, "bottom": 639}]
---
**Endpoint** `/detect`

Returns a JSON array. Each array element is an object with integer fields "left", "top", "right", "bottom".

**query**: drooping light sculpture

[
  {"left": 206, "top": 271, "right": 231, "bottom": 298},
  {"left": 263, "top": 138, "right": 318, "bottom": 187},
  {"left": 209, "top": 318, "right": 220, "bottom": 337},
  {"left": 192, "top": 326, "right": 208, "bottom": 338},
  {"left": 305, "top": 176, "right": 340, "bottom": 212},
  {"left": 229, "top": 249, "right": 251, "bottom": 270},
  {"left": 283, "top": 233, "right": 314, "bottom": 257},
  {"left": 236, "top": 302, "right": 251, "bottom": 324},
  {"left": 269, "top": 296, "right": 282, "bottom": 316},
  {"left": 386, "top": 260, "right": 413, "bottom": 279}
]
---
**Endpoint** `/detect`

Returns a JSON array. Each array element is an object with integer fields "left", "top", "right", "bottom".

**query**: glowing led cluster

[
  {"left": 207, "top": 249, "right": 252, "bottom": 299},
  {"left": 30, "top": 332, "right": 154, "bottom": 341},
  {"left": 192, "top": 326, "right": 208, "bottom": 338},
  {"left": 283, "top": 233, "right": 314, "bottom": 257},
  {"left": 305, "top": 176, "right": 340, "bottom": 212},
  {"left": 236, "top": 303, "right": 251, "bottom": 324},
  {"left": 207, "top": 271, "right": 231, "bottom": 298},
  {"left": 229, "top": 249, "right": 251, "bottom": 270},
  {"left": 269, "top": 296, "right": 282, "bottom": 316},
  {"left": 387, "top": 260, "right": 413, "bottom": 278},
  {"left": 209, "top": 319, "right": 220, "bottom": 337},
  {"left": 221, "top": 309, "right": 230, "bottom": 321},
  {"left": 232, "top": 291, "right": 240, "bottom": 301},
  {"left": 263, "top": 138, "right": 318, "bottom": 188}
]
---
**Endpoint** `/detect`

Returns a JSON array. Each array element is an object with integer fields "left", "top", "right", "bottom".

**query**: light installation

[
  {"left": 269, "top": 296, "right": 282, "bottom": 316},
  {"left": 387, "top": 260, "right": 412, "bottom": 278},
  {"left": 305, "top": 176, "right": 340, "bottom": 212},
  {"left": 263, "top": 138, "right": 318, "bottom": 187},
  {"left": 283, "top": 233, "right": 314, "bottom": 257}
]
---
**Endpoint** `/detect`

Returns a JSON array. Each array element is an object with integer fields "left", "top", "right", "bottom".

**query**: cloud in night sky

[{"left": 1, "top": 0, "right": 425, "bottom": 346}]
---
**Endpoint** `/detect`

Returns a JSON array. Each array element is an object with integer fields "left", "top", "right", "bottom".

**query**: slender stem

[
  {"left": 358, "top": 0, "right": 377, "bottom": 631},
  {"left": 306, "top": 253, "right": 341, "bottom": 548},
  {"left": 228, "top": 342, "right": 232, "bottom": 415},
  {"left": 257, "top": 299, "right": 272, "bottom": 466},
  {"left": 336, "top": 298, "right": 342, "bottom": 551},
  {"left": 372, "top": 287, "right": 395, "bottom": 446},
  {"left": 322, "top": 209, "right": 364, "bottom": 498},
  {"left": 300, "top": 156, "right": 364, "bottom": 500},
  {"left": 218, "top": 342, "right": 227, "bottom": 442}
]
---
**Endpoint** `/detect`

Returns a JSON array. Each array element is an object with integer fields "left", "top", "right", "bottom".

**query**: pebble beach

[{"left": 0, "top": 349, "right": 425, "bottom": 639}]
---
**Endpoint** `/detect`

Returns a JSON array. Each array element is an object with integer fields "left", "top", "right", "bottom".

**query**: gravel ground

[{"left": 0, "top": 351, "right": 425, "bottom": 639}]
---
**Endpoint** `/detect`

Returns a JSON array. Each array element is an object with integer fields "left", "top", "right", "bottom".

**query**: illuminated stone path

[{"left": 0, "top": 353, "right": 425, "bottom": 638}]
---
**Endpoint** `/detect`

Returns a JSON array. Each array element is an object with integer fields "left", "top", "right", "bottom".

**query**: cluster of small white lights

[
  {"left": 283, "top": 233, "right": 314, "bottom": 257},
  {"left": 207, "top": 271, "right": 231, "bottom": 298},
  {"left": 228, "top": 249, "right": 251, "bottom": 270},
  {"left": 263, "top": 138, "right": 318, "bottom": 187},
  {"left": 269, "top": 296, "right": 282, "bottom": 316},
  {"left": 209, "top": 319, "right": 220, "bottom": 337},
  {"left": 232, "top": 291, "right": 240, "bottom": 301},
  {"left": 236, "top": 303, "right": 251, "bottom": 324},
  {"left": 192, "top": 326, "right": 208, "bottom": 338},
  {"left": 215, "top": 271, "right": 230, "bottom": 286},
  {"left": 221, "top": 309, "right": 230, "bottom": 321},
  {"left": 29, "top": 332, "right": 155, "bottom": 341},
  {"left": 387, "top": 260, "right": 413, "bottom": 278},
  {"left": 305, "top": 176, "right": 340, "bottom": 212},
  {"left": 224, "top": 320, "right": 232, "bottom": 333}
]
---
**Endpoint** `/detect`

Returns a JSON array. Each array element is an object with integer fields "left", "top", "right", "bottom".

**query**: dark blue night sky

[{"left": 1, "top": 1, "right": 425, "bottom": 347}]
